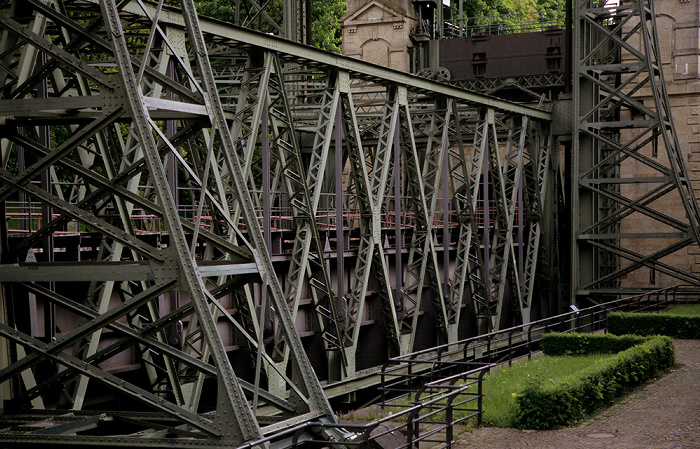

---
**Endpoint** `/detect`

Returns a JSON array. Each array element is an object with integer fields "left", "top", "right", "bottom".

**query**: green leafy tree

[
  {"left": 534, "top": 0, "right": 566, "bottom": 22},
  {"left": 192, "top": 0, "right": 238, "bottom": 24},
  {"left": 461, "top": 0, "right": 537, "bottom": 17},
  {"left": 192, "top": 0, "right": 345, "bottom": 53},
  {"left": 311, "top": 0, "right": 345, "bottom": 53},
  {"left": 447, "top": 0, "right": 565, "bottom": 30}
]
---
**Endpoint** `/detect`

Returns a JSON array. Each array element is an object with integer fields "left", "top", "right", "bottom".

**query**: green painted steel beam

[{"left": 84, "top": 0, "right": 551, "bottom": 121}]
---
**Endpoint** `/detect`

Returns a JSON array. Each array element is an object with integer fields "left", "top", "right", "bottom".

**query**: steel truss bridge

[{"left": 0, "top": 0, "right": 697, "bottom": 447}]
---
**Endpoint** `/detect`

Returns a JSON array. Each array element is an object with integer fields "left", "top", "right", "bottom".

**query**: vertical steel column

[
  {"left": 335, "top": 98, "right": 345, "bottom": 306},
  {"left": 522, "top": 126, "right": 554, "bottom": 321},
  {"left": 481, "top": 115, "right": 491, "bottom": 324},
  {"left": 262, "top": 98, "right": 271, "bottom": 252},
  {"left": 572, "top": 0, "right": 700, "bottom": 301},
  {"left": 267, "top": 60, "right": 345, "bottom": 386},
  {"left": 399, "top": 97, "right": 447, "bottom": 348},
  {"left": 394, "top": 118, "right": 403, "bottom": 305},
  {"left": 342, "top": 85, "right": 400, "bottom": 370},
  {"left": 442, "top": 129, "right": 450, "bottom": 290},
  {"left": 37, "top": 50, "right": 54, "bottom": 340},
  {"left": 448, "top": 106, "right": 489, "bottom": 337}
]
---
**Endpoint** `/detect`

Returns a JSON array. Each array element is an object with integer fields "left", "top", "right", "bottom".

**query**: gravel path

[{"left": 454, "top": 339, "right": 700, "bottom": 449}]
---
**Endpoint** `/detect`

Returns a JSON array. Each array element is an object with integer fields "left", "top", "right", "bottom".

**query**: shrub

[
  {"left": 541, "top": 333, "right": 648, "bottom": 356},
  {"left": 514, "top": 335, "right": 674, "bottom": 429},
  {"left": 608, "top": 312, "right": 700, "bottom": 339}
]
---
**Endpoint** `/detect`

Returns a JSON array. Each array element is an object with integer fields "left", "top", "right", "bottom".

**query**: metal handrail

[
  {"left": 232, "top": 363, "right": 492, "bottom": 449},
  {"left": 379, "top": 285, "right": 697, "bottom": 408}
]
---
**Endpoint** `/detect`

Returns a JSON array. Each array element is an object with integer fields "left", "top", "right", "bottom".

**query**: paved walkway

[{"left": 453, "top": 339, "right": 700, "bottom": 449}]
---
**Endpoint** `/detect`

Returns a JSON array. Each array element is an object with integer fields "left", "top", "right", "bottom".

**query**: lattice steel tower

[{"left": 0, "top": 0, "right": 696, "bottom": 447}]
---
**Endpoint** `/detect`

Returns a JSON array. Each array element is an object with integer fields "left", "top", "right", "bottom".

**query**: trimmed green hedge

[
  {"left": 608, "top": 312, "right": 700, "bottom": 339},
  {"left": 541, "top": 333, "right": 649, "bottom": 356},
  {"left": 515, "top": 335, "right": 674, "bottom": 429}
]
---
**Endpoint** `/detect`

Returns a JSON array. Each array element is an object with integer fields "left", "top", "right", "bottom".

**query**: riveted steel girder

[
  {"left": 522, "top": 125, "right": 555, "bottom": 322},
  {"left": 0, "top": 0, "right": 336, "bottom": 445},
  {"left": 0, "top": 0, "right": 560, "bottom": 446}
]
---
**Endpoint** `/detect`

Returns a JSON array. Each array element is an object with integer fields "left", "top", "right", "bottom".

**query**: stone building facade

[
  {"left": 340, "top": 0, "right": 418, "bottom": 72},
  {"left": 661, "top": 0, "right": 700, "bottom": 279}
]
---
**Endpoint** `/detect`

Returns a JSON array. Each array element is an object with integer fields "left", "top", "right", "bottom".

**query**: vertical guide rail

[{"left": 572, "top": 0, "right": 700, "bottom": 302}]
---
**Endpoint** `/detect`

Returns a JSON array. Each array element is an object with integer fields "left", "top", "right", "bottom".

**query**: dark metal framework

[
  {"left": 0, "top": 0, "right": 693, "bottom": 447},
  {"left": 0, "top": 0, "right": 552, "bottom": 445},
  {"left": 572, "top": 0, "right": 700, "bottom": 300}
]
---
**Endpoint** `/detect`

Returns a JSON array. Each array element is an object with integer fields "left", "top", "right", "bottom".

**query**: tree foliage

[
  {"left": 446, "top": 0, "right": 566, "bottom": 28},
  {"left": 534, "top": 0, "right": 567, "bottom": 22},
  {"left": 191, "top": 0, "right": 344, "bottom": 53},
  {"left": 192, "top": 0, "right": 239, "bottom": 25},
  {"left": 460, "top": 0, "right": 538, "bottom": 18},
  {"left": 310, "top": 0, "right": 345, "bottom": 53}
]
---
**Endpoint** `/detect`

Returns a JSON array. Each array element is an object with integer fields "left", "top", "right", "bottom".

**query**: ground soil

[{"left": 453, "top": 339, "right": 700, "bottom": 449}]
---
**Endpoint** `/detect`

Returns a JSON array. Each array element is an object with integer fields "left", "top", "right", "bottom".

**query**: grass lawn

[
  {"left": 660, "top": 304, "right": 700, "bottom": 316},
  {"left": 375, "top": 353, "right": 612, "bottom": 427},
  {"left": 480, "top": 354, "right": 610, "bottom": 426}
]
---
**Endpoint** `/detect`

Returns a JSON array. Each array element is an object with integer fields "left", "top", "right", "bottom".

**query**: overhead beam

[
  {"left": 85, "top": 0, "right": 551, "bottom": 121},
  {"left": 0, "top": 261, "right": 259, "bottom": 282}
]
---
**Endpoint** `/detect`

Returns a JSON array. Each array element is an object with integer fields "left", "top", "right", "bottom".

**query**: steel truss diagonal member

[
  {"left": 398, "top": 96, "right": 447, "bottom": 349},
  {"left": 0, "top": 0, "right": 338, "bottom": 446},
  {"left": 176, "top": 17, "right": 336, "bottom": 435},
  {"left": 521, "top": 125, "right": 555, "bottom": 322},
  {"left": 273, "top": 66, "right": 346, "bottom": 384},
  {"left": 343, "top": 86, "right": 401, "bottom": 369},
  {"left": 446, "top": 104, "right": 489, "bottom": 338},
  {"left": 100, "top": 0, "right": 261, "bottom": 441}
]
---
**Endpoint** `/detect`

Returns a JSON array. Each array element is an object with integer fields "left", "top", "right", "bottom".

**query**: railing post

[
  {"left": 669, "top": 287, "right": 674, "bottom": 307},
  {"left": 477, "top": 369, "right": 486, "bottom": 427},
  {"left": 406, "top": 401, "right": 423, "bottom": 449},
  {"left": 359, "top": 423, "right": 378, "bottom": 449},
  {"left": 603, "top": 304, "right": 609, "bottom": 334},
  {"left": 507, "top": 330, "right": 514, "bottom": 366},
  {"left": 380, "top": 362, "right": 387, "bottom": 408},
  {"left": 445, "top": 392, "right": 454, "bottom": 449},
  {"left": 486, "top": 336, "right": 492, "bottom": 363}
]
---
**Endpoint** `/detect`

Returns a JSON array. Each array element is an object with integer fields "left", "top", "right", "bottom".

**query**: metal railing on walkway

[
  {"left": 236, "top": 364, "right": 493, "bottom": 449},
  {"left": 228, "top": 286, "right": 698, "bottom": 449},
  {"left": 379, "top": 285, "right": 698, "bottom": 416},
  {"left": 380, "top": 285, "right": 700, "bottom": 405}
]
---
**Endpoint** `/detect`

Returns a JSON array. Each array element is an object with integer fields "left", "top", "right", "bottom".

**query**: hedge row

[
  {"left": 515, "top": 335, "right": 675, "bottom": 429},
  {"left": 540, "top": 333, "right": 649, "bottom": 356},
  {"left": 608, "top": 312, "right": 700, "bottom": 339}
]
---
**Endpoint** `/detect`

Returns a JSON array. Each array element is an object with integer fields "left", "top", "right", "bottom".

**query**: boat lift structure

[{"left": 0, "top": 0, "right": 696, "bottom": 446}]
